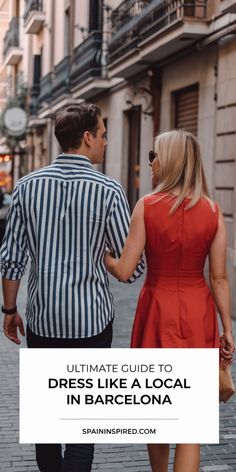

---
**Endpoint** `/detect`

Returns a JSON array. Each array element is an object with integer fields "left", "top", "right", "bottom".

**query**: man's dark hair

[{"left": 54, "top": 103, "right": 102, "bottom": 152}]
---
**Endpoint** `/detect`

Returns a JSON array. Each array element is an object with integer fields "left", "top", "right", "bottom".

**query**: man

[{"left": 0, "top": 104, "right": 144, "bottom": 472}]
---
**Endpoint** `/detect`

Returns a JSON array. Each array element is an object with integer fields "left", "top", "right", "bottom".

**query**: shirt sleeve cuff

[
  {"left": 0, "top": 262, "right": 26, "bottom": 280},
  {"left": 121, "top": 258, "right": 146, "bottom": 284}
]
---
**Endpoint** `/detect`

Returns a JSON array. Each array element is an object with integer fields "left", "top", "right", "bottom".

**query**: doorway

[{"left": 126, "top": 106, "right": 141, "bottom": 210}]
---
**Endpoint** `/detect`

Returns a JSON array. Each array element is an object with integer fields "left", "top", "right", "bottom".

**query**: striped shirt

[{"left": 0, "top": 154, "right": 145, "bottom": 338}]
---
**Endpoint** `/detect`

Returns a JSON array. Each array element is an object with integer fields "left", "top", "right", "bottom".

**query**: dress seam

[{"left": 177, "top": 203, "right": 185, "bottom": 338}]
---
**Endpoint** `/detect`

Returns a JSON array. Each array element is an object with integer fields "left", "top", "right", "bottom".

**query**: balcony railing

[
  {"left": 109, "top": 0, "right": 207, "bottom": 64},
  {"left": 38, "top": 72, "right": 53, "bottom": 105},
  {"left": 70, "top": 31, "right": 102, "bottom": 87},
  {"left": 3, "top": 17, "right": 20, "bottom": 58},
  {"left": 24, "top": 0, "right": 43, "bottom": 24},
  {"left": 51, "top": 56, "right": 71, "bottom": 100},
  {"left": 111, "top": 0, "right": 151, "bottom": 33}
]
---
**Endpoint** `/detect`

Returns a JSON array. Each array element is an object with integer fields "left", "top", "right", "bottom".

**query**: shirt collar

[{"left": 52, "top": 154, "right": 93, "bottom": 169}]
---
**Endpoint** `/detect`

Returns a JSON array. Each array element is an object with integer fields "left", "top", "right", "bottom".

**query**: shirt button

[{"left": 63, "top": 182, "right": 67, "bottom": 188}]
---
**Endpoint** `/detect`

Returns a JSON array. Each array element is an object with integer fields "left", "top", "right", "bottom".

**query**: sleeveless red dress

[{"left": 131, "top": 193, "right": 220, "bottom": 348}]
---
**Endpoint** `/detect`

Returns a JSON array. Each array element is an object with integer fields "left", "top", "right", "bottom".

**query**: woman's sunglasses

[{"left": 149, "top": 151, "right": 157, "bottom": 164}]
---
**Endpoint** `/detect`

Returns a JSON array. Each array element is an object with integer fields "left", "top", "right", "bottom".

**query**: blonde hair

[{"left": 153, "top": 129, "right": 212, "bottom": 213}]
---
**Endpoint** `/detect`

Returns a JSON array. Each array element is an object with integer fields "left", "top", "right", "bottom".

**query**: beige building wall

[
  {"left": 18, "top": 0, "right": 24, "bottom": 49},
  {"left": 107, "top": 0, "right": 123, "bottom": 8},
  {"left": 215, "top": 35, "right": 236, "bottom": 316},
  {"left": 0, "top": 0, "right": 10, "bottom": 115},
  {"left": 20, "top": 30, "right": 31, "bottom": 84},
  {"left": 74, "top": 0, "right": 89, "bottom": 47},
  {"left": 207, "top": 0, "right": 221, "bottom": 17},
  {"left": 160, "top": 47, "right": 218, "bottom": 194},
  {"left": 54, "top": 0, "right": 64, "bottom": 65},
  {"left": 41, "top": 0, "right": 53, "bottom": 74}
]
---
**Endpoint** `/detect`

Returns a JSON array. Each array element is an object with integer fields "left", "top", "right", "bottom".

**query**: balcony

[
  {"left": 38, "top": 72, "right": 53, "bottom": 106},
  {"left": 221, "top": 0, "right": 236, "bottom": 13},
  {"left": 3, "top": 17, "right": 22, "bottom": 65},
  {"left": 70, "top": 31, "right": 103, "bottom": 97},
  {"left": 24, "top": 0, "right": 45, "bottom": 34},
  {"left": 111, "top": 0, "right": 151, "bottom": 32},
  {"left": 51, "top": 56, "right": 71, "bottom": 101},
  {"left": 108, "top": 0, "right": 208, "bottom": 78}
]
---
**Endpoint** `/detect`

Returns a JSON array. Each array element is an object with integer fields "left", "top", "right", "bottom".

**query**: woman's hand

[
  {"left": 104, "top": 248, "right": 116, "bottom": 273},
  {"left": 220, "top": 332, "right": 235, "bottom": 366}
]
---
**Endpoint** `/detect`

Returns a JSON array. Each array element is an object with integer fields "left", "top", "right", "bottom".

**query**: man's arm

[
  {"left": 2, "top": 278, "right": 20, "bottom": 308},
  {"left": 2, "top": 279, "right": 25, "bottom": 344},
  {"left": 0, "top": 185, "right": 29, "bottom": 344},
  {"left": 105, "top": 185, "right": 145, "bottom": 283}
]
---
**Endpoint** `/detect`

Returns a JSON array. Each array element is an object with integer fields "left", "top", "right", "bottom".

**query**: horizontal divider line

[{"left": 60, "top": 418, "right": 179, "bottom": 420}]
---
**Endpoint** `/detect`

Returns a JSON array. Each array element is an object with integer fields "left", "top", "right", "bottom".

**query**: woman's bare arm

[
  {"left": 104, "top": 198, "right": 146, "bottom": 281},
  {"left": 209, "top": 206, "right": 235, "bottom": 359}
]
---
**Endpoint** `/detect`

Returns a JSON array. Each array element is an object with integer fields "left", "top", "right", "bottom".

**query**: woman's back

[{"left": 144, "top": 193, "right": 218, "bottom": 277}]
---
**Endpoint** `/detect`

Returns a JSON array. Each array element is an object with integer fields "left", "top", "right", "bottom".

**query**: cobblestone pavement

[{"left": 0, "top": 273, "right": 235, "bottom": 472}]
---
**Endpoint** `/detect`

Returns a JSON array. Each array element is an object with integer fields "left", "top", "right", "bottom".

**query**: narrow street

[{"left": 0, "top": 272, "right": 235, "bottom": 471}]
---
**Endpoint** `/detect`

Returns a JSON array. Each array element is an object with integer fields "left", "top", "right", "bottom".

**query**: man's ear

[{"left": 83, "top": 131, "right": 91, "bottom": 147}]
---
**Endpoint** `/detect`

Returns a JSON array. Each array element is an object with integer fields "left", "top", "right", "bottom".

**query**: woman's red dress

[{"left": 131, "top": 193, "right": 220, "bottom": 348}]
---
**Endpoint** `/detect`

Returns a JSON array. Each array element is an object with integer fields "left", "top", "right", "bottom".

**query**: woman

[{"left": 104, "top": 130, "right": 235, "bottom": 472}]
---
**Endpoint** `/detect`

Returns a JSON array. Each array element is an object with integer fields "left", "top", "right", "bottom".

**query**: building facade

[
  {"left": 0, "top": 0, "right": 12, "bottom": 190},
  {"left": 1, "top": 0, "right": 236, "bottom": 316}
]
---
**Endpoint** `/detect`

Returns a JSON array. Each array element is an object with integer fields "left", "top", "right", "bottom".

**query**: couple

[{"left": 1, "top": 103, "right": 234, "bottom": 472}]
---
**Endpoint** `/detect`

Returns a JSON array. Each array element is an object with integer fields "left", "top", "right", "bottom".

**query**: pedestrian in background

[
  {"left": 0, "top": 187, "right": 11, "bottom": 246},
  {"left": 105, "top": 129, "right": 235, "bottom": 472},
  {"left": 0, "top": 103, "right": 144, "bottom": 472}
]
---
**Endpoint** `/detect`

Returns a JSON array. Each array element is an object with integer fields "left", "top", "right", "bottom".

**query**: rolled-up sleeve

[
  {"left": 106, "top": 185, "right": 145, "bottom": 283},
  {"left": 0, "top": 185, "right": 29, "bottom": 280}
]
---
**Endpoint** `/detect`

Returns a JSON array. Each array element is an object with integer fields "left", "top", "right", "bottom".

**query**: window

[
  {"left": 126, "top": 106, "right": 141, "bottom": 210},
  {"left": 64, "top": 1, "right": 74, "bottom": 56},
  {"left": 172, "top": 84, "right": 199, "bottom": 136},
  {"left": 96, "top": 118, "right": 107, "bottom": 174},
  {"left": 89, "top": 0, "right": 103, "bottom": 32},
  {"left": 33, "top": 54, "right": 42, "bottom": 86}
]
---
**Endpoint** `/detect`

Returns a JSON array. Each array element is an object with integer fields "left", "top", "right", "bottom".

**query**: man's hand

[{"left": 3, "top": 312, "right": 25, "bottom": 345}]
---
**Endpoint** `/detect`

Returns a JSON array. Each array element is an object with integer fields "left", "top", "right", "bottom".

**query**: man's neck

[
  {"left": 63, "top": 148, "right": 94, "bottom": 162},
  {"left": 64, "top": 148, "right": 85, "bottom": 155}
]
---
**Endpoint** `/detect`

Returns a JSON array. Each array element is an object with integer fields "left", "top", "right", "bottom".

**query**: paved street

[{"left": 0, "top": 272, "right": 235, "bottom": 472}]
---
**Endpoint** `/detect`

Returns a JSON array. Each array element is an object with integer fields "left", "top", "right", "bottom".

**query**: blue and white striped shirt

[{"left": 0, "top": 155, "right": 145, "bottom": 338}]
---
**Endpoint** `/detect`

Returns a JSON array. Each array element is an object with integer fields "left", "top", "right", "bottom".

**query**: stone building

[
  {"left": 0, "top": 0, "right": 10, "bottom": 116},
  {"left": 0, "top": 0, "right": 11, "bottom": 189},
  {"left": 1, "top": 0, "right": 236, "bottom": 315}
]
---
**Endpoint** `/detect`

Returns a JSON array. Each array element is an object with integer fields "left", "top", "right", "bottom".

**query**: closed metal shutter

[{"left": 175, "top": 85, "right": 199, "bottom": 136}]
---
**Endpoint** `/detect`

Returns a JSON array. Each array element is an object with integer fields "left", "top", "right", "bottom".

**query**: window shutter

[{"left": 175, "top": 85, "right": 199, "bottom": 136}]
